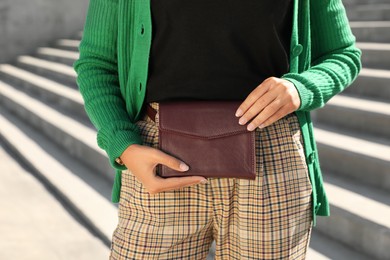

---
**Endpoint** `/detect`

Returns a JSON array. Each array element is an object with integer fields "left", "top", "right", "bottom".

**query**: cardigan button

[
  {"left": 315, "top": 202, "right": 321, "bottom": 213},
  {"left": 308, "top": 152, "right": 315, "bottom": 164},
  {"left": 140, "top": 24, "right": 145, "bottom": 35},
  {"left": 293, "top": 44, "right": 303, "bottom": 57}
]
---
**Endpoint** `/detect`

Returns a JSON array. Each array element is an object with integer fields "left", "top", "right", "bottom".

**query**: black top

[{"left": 145, "top": 0, "right": 293, "bottom": 102}]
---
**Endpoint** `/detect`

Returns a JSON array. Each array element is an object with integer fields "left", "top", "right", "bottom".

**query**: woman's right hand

[{"left": 119, "top": 144, "right": 208, "bottom": 194}]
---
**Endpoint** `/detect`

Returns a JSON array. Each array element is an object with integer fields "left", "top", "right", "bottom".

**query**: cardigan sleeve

[
  {"left": 73, "top": 0, "right": 143, "bottom": 170},
  {"left": 281, "top": 0, "right": 362, "bottom": 112}
]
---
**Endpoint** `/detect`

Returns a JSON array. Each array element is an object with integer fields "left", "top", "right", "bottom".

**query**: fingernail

[
  {"left": 247, "top": 123, "right": 255, "bottom": 131},
  {"left": 258, "top": 124, "right": 265, "bottom": 129},
  {"left": 235, "top": 109, "right": 243, "bottom": 117},
  {"left": 239, "top": 117, "right": 247, "bottom": 125},
  {"left": 200, "top": 179, "right": 208, "bottom": 184},
  {"left": 180, "top": 163, "right": 189, "bottom": 171}
]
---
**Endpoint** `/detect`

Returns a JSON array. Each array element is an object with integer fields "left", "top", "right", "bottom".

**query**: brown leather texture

[{"left": 155, "top": 101, "right": 256, "bottom": 179}]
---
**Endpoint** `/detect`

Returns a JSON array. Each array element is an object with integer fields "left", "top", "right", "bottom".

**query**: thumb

[{"left": 154, "top": 149, "right": 190, "bottom": 172}]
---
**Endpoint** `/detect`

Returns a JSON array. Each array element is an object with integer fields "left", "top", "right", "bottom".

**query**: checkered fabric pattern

[{"left": 109, "top": 102, "right": 313, "bottom": 260}]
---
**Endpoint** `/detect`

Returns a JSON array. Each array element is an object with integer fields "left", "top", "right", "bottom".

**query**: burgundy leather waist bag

[{"left": 146, "top": 101, "right": 256, "bottom": 180}]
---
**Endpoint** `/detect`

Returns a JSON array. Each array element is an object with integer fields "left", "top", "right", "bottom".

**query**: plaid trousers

[{"left": 110, "top": 102, "right": 313, "bottom": 260}]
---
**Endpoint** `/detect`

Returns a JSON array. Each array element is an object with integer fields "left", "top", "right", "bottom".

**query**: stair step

[
  {"left": 346, "top": 4, "right": 390, "bottom": 21},
  {"left": 343, "top": 0, "right": 389, "bottom": 6},
  {"left": 356, "top": 42, "right": 390, "bottom": 69},
  {"left": 16, "top": 56, "right": 77, "bottom": 87},
  {"left": 314, "top": 126, "right": 390, "bottom": 192},
  {"left": 357, "top": 42, "right": 390, "bottom": 51},
  {"left": 0, "top": 143, "right": 111, "bottom": 259},
  {"left": 76, "top": 31, "right": 83, "bottom": 40},
  {"left": 204, "top": 231, "right": 369, "bottom": 260},
  {"left": 346, "top": 68, "right": 390, "bottom": 102},
  {"left": 0, "top": 81, "right": 113, "bottom": 181},
  {"left": 316, "top": 95, "right": 390, "bottom": 139},
  {"left": 0, "top": 64, "right": 85, "bottom": 119},
  {"left": 350, "top": 21, "right": 390, "bottom": 43},
  {"left": 36, "top": 47, "right": 79, "bottom": 67},
  {"left": 317, "top": 173, "right": 390, "bottom": 260},
  {"left": 307, "top": 230, "right": 371, "bottom": 260},
  {"left": 55, "top": 39, "right": 80, "bottom": 52},
  {"left": 0, "top": 108, "right": 117, "bottom": 246}
]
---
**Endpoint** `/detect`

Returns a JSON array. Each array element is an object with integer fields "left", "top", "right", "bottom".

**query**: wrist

[{"left": 116, "top": 144, "right": 142, "bottom": 165}]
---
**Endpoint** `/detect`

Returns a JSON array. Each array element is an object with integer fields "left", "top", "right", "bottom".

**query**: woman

[{"left": 74, "top": 0, "right": 362, "bottom": 259}]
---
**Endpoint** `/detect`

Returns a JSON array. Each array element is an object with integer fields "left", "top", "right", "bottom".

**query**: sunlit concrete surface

[{"left": 0, "top": 144, "right": 109, "bottom": 260}]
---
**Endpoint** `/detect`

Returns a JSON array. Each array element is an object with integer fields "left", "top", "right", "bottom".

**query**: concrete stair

[
  {"left": 0, "top": 81, "right": 113, "bottom": 181},
  {"left": 345, "top": 68, "right": 390, "bottom": 101},
  {"left": 36, "top": 47, "right": 79, "bottom": 67},
  {"left": 16, "top": 56, "right": 77, "bottom": 87},
  {"left": 316, "top": 95, "right": 390, "bottom": 139},
  {"left": 317, "top": 173, "right": 390, "bottom": 260},
  {"left": 0, "top": 108, "right": 117, "bottom": 246},
  {"left": 356, "top": 42, "right": 390, "bottom": 70},
  {"left": 312, "top": 1, "right": 390, "bottom": 259},
  {"left": 0, "top": 64, "right": 84, "bottom": 117},
  {"left": 1, "top": 1, "right": 389, "bottom": 258},
  {"left": 316, "top": 126, "right": 390, "bottom": 192},
  {"left": 343, "top": 0, "right": 389, "bottom": 5},
  {"left": 350, "top": 21, "right": 390, "bottom": 43},
  {"left": 55, "top": 39, "right": 81, "bottom": 52},
  {"left": 346, "top": 4, "right": 390, "bottom": 21}
]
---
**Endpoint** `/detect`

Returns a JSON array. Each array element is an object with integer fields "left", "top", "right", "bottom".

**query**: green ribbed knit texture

[
  {"left": 73, "top": 0, "right": 362, "bottom": 219},
  {"left": 281, "top": 0, "right": 362, "bottom": 112}
]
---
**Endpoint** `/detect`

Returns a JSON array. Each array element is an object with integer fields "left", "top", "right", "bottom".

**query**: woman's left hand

[{"left": 235, "top": 77, "right": 301, "bottom": 131}]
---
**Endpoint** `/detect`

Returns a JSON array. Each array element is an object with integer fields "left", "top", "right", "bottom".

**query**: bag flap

[{"left": 158, "top": 101, "right": 250, "bottom": 139}]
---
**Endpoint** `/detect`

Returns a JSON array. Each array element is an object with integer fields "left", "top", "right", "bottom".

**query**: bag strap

[{"left": 146, "top": 103, "right": 157, "bottom": 122}]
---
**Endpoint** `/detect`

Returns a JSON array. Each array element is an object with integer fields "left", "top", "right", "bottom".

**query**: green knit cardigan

[{"left": 73, "top": 0, "right": 362, "bottom": 226}]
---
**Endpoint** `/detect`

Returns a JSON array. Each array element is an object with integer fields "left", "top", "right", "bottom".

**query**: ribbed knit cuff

[
  {"left": 97, "top": 125, "right": 144, "bottom": 170},
  {"left": 281, "top": 74, "right": 313, "bottom": 111},
  {"left": 106, "top": 130, "right": 144, "bottom": 170}
]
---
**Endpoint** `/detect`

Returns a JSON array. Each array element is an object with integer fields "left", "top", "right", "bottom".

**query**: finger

[
  {"left": 258, "top": 104, "right": 292, "bottom": 129},
  {"left": 235, "top": 77, "right": 276, "bottom": 117},
  {"left": 156, "top": 175, "right": 208, "bottom": 192},
  {"left": 152, "top": 149, "right": 190, "bottom": 172},
  {"left": 247, "top": 99, "right": 286, "bottom": 131},
  {"left": 238, "top": 90, "right": 277, "bottom": 126},
  {"left": 132, "top": 163, "right": 206, "bottom": 194}
]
